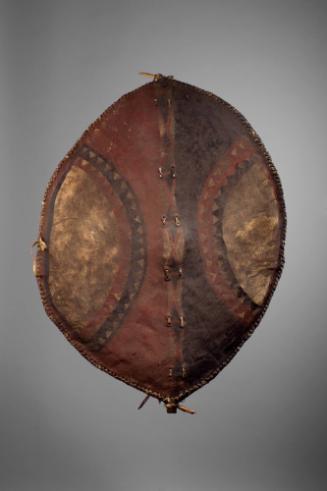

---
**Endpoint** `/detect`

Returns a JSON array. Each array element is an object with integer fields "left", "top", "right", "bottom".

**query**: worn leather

[{"left": 35, "top": 76, "right": 286, "bottom": 412}]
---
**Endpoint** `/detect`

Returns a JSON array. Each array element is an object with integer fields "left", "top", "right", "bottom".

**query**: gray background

[{"left": 1, "top": 0, "right": 326, "bottom": 489}]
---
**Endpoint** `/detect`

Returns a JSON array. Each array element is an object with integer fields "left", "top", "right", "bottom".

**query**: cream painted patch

[
  {"left": 48, "top": 165, "right": 120, "bottom": 328},
  {"left": 222, "top": 160, "right": 280, "bottom": 305}
]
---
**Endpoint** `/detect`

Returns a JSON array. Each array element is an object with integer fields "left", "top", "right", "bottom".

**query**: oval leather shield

[{"left": 34, "top": 75, "right": 286, "bottom": 413}]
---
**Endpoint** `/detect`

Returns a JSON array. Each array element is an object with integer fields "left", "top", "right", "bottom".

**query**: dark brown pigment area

[{"left": 173, "top": 82, "right": 248, "bottom": 383}]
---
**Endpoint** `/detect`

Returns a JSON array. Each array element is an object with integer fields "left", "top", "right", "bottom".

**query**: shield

[{"left": 34, "top": 74, "right": 286, "bottom": 413}]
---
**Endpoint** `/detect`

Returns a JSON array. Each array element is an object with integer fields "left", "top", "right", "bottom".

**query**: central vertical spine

[{"left": 155, "top": 77, "right": 186, "bottom": 408}]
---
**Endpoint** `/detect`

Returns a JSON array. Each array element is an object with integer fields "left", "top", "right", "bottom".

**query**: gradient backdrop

[{"left": 1, "top": 0, "right": 327, "bottom": 490}]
